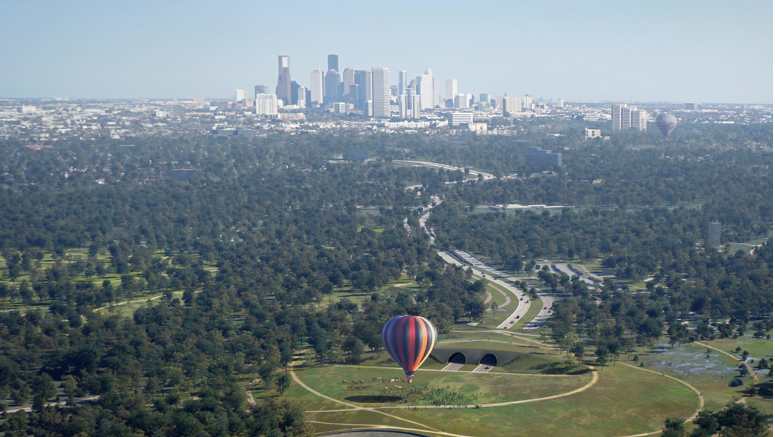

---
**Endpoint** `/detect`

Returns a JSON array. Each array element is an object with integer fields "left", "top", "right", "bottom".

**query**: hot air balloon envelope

[
  {"left": 656, "top": 113, "right": 677, "bottom": 138},
  {"left": 382, "top": 315, "right": 437, "bottom": 383}
]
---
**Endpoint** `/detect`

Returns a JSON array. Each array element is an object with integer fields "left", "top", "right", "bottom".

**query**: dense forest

[{"left": 0, "top": 124, "right": 771, "bottom": 435}]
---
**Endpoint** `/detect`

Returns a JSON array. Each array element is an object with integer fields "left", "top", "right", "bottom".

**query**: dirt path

[
  {"left": 309, "top": 421, "right": 474, "bottom": 437},
  {"left": 289, "top": 350, "right": 439, "bottom": 432},
  {"left": 302, "top": 365, "right": 598, "bottom": 412},
  {"left": 619, "top": 362, "right": 705, "bottom": 419},
  {"left": 695, "top": 341, "right": 759, "bottom": 383}
]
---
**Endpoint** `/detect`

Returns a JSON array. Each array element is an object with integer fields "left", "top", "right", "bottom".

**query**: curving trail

[
  {"left": 694, "top": 341, "right": 759, "bottom": 383},
  {"left": 616, "top": 361, "right": 705, "bottom": 437},
  {"left": 289, "top": 350, "right": 439, "bottom": 432},
  {"left": 299, "top": 364, "right": 598, "bottom": 412},
  {"left": 309, "top": 421, "right": 475, "bottom": 437}
]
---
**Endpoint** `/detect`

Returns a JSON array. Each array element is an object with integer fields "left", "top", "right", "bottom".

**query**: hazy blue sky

[{"left": 2, "top": 0, "right": 772, "bottom": 103}]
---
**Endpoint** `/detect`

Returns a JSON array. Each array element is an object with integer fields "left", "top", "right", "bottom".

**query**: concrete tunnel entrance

[
  {"left": 479, "top": 353, "right": 497, "bottom": 366},
  {"left": 448, "top": 352, "right": 466, "bottom": 364}
]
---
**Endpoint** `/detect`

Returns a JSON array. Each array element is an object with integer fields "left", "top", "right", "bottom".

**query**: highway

[
  {"left": 437, "top": 251, "right": 531, "bottom": 330},
  {"left": 440, "top": 250, "right": 555, "bottom": 330}
]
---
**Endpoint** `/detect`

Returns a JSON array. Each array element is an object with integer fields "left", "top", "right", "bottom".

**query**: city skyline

[{"left": 1, "top": 0, "right": 772, "bottom": 103}]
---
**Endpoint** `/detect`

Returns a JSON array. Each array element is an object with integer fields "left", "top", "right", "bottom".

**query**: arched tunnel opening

[
  {"left": 448, "top": 352, "right": 466, "bottom": 364},
  {"left": 480, "top": 353, "right": 498, "bottom": 367}
]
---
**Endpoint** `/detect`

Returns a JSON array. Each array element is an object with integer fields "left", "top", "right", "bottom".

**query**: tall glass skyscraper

[
  {"left": 275, "top": 55, "right": 292, "bottom": 105},
  {"left": 324, "top": 69, "right": 341, "bottom": 104},
  {"left": 328, "top": 54, "right": 339, "bottom": 72},
  {"left": 309, "top": 70, "right": 323, "bottom": 105},
  {"left": 371, "top": 67, "right": 390, "bottom": 118}
]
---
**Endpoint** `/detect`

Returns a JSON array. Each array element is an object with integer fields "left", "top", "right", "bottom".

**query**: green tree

[{"left": 275, "top": 373, "right": 291, "bottom": 395}]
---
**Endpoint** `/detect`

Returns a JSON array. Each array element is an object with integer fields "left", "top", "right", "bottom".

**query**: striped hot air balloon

[{"left": 382, "top": 315, "right": 437, "bottom": 383}]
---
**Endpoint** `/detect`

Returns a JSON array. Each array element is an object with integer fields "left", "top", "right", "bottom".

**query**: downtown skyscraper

[
  {"left": 371, "top": 67, "right": 390, "bottom": 118},
  {"left": 309, "top": 70, "right": 323, "bottom": 105},
  {"left": 276, "top": 55, "right": 292, "bottom": 105}
]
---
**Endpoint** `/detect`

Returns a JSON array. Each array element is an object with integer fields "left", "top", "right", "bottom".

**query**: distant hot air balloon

[
  {"left": 382, "top": 315, "right": 437, "bottom": 383},
  {"left": 656, "top": 113, "right": 678, "bottom": 139}
]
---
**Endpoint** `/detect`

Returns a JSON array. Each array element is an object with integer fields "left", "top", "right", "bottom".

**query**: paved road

[
  {"left": 394, "top": 160, "right": 496, "bottom": 181},
  {"left": 442, "top": 251, "right": 556, "bottom": 330},
  {"left": 441, "top": 363, "right": 465, "bottom": 371},
  {"left": 437, "top": 251, "right": 529, "bottom": 329},
  {"left": 535, "top": 262, "right": 596, "bottom": 288},
  {"left": 471, "top": 364, "right": 493, "bottom": 373},
  {"left": 418, "top": 195, "right": 442, "bottom": 244},
  {"left": 523, "top": 292, "right": 554, "bottom": 330}
]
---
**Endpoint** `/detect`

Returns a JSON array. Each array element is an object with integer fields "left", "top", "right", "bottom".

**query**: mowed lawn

[
  {"left": 286, "top": 364, "right": 592, "bottom": 410},
  {"left": 303, "top": 363, "right": 699, "bottom": 437},
  {"left": 635, "top": 339, "right": 773, "bottom": 412}
]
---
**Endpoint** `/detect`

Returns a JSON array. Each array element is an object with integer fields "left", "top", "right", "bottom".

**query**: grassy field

[
  {"left": 633, "top": 336, "right": 773, "bottom": 414},
  {"left": 475, "top": 282, "right": 518, "bottom": 329},
  {"left": 287, "top": 363, "right": 592, "bottom": 409},
  {"left": 296, "top": 360, "right": 699, "bottom": 437}
]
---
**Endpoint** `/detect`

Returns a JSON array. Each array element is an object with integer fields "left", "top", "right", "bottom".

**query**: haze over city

[
  {"left": 1, "top": 0, "right": 772, "bottom": 103},
  {"left": 0, "top": 2, "right": 773, "bottom": 437}
]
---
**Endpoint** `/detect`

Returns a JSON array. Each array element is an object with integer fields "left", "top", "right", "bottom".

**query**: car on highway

[
  {"left": 485, "top": 366, "right": 491, "bottom": 370},
  {"left": 509, "top": 320, "right": 514, "bottom": 324}
]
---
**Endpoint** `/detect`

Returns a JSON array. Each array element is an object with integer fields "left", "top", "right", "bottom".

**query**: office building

[
  {"left": 433, "top": 77, "right": 440, "bottom": 107},
  {"left": 446, "top": 79, "right": 457, "bottom": 102},
  {"left": 164, "top": 105, "right": 186, "bottom": 117},
  {"left": 503, "top": 96, "right": 521, "bottom": 116},
  {"left": 480, "top": 93, "right": 490, "bottom": 103},
  {"left": 328, "top": 54, "right": 339, "bottom": 72},
  {"left": 526, "top": 147, "right": 562, "bottom": 169},
  {"left": 348, "top": 84, "right": 360, "bottom": 107},
  {"left": 708, "top": 221, "right": 721, "bottom": 247},
  {"left": 278, "top": 55, "right": 289, "bottom": 74},
  {"left": 611, "top": 104, "right": 626, "bottom": 131},
  {"left": 451, "top": 112, "right": 474, "bottom": 126},
  {"left": 355, "top": 70, "right": 372, "bottom": 110},
  {"left": 234, "top": 89, "right": 248, "bottom": 103},
  {"left": 398, "top": 94, "right": 407, "bottom": 118},
  {"left": 254, "top": 85, "right": 268, "bottom": 98},
  {"left": 371, "top": 67, "right": 390, "bottom": 118},
  {"left": 276, "top": 57, "right": 292, "bottom": 106},
  {"left": 295, "top": 86, "right": 306, "bottom": 109},
  {"left": 390, "top": 85, "right": 399, "bottom": 96},
  {"left": 256, "top": 93, "right": 278, "bottom": 116},
  {"left": 621, "top": 107, "right": 633, "bottom": 130},
  {"left": 612, "top": 104, "right": 647, "bottom": 131},
  {"left": 585, "top": 128, "right": 602, "bottom": 139},
  {"left": 417, "top": 69, "right": 433, "bottom": 110},
  {"left": 398, "top": 70, "right": 408, "bottom": 94},
  {"left": 685, "top": 102, "right": 699, "bottom": 111},
  {"left": 324, "top": 69, "right": 341, "bottom": 104},
  {"left": 342, "top": 68, "right": 355, "bottom": 97},
  {"left": 333, "top": 102, "right": 346, "bottom": 114},
  {"left": 411, "top": 92, "right": 420, "bottom": 119},
  {"left": 276, "top": 55, "right": 292, "bottom": 105},
  {"left": 454, "top": 93, "right": 469, "bottom": 109},
  {"left": 523, "top": 95, "right": 533, "bottom": 110},
  {"left": 310, "top": 70, "right": 324, "bottom": 105},
  {"left": 631, "top": 109, "right": 647, "bottom": 131}
]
